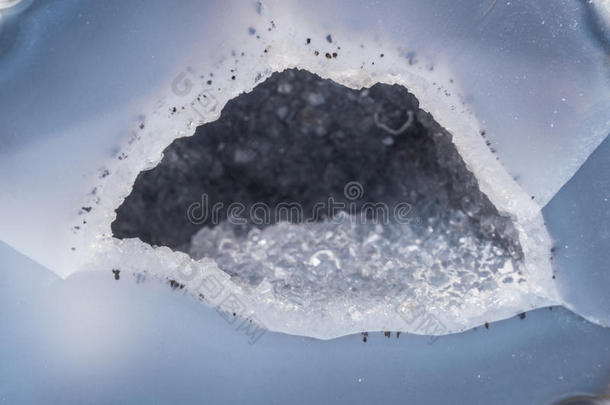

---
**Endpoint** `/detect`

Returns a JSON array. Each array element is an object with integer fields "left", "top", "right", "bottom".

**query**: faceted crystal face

[{"left": 113, "top": 69, "right": 526, "bottom": 327}]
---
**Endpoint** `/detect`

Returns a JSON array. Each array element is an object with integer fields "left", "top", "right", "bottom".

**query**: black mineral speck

[
  {"left": 112, "top": 269, "right": 120, "bottom": 280},
  {"left": 169, "top": 279, "right": 185, "bottom": 290},
  {"left": 326, "top": 34, "right": 332, "bottom": 43}
]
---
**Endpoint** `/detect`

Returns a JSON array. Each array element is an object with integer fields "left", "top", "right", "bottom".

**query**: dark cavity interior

[{"left": 112, "top": 69, "right": 521, "bottom": 260}]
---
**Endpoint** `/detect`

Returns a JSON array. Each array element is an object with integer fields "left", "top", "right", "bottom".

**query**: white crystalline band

[{"left": 104, "top": 68, "right": 559, "bottom": 339}]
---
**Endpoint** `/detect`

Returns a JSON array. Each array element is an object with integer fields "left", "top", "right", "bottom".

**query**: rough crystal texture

[
  {"left": 189, "top": 213, "right": 521, "bottom": 315},
  {"left": 115, "top": 69, "right": 525, "bottom": 320}
]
